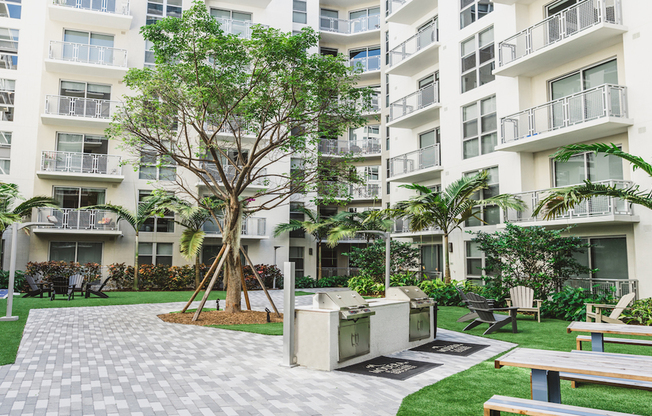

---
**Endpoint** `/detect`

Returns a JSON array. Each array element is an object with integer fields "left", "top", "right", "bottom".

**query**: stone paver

[{"left": 0, "top": 291, "right": 515, "bottom": 415}]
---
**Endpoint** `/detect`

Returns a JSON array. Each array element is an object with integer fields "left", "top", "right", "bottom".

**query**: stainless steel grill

[
  {"left": 314, "top": 291, "right": 375, "bottom": 362},
  {"left": 387, "top": 286, "right": 436, "bottom": 341}
]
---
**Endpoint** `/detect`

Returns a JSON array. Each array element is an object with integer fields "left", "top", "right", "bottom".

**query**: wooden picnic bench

[
  {"left": 559, "top": 350, "right": 652, "bottom": 391},
  {"left": 484, "top": 394, "right": 641, "bottom": 416},
  {"left": 567, "top": 321, "right": 652, "bottom": 352}
]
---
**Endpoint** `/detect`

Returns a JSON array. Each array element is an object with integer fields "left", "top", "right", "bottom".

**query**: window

[
  {"left": 461, "top": 26, "right": 494, "bottom": 93},
  {"left": 350, "top": 47, "right": 381, "bottom": 72},
  {"left": 0, "top": 27, "right": 18, "bottom": 70},
  {"left": 210, "top": 8, "right": 253, "bottom": 37},
  {"left": 145, "top": 0, "right": 182, "bottom": 66},
  {"left": 0, "top": 78, "right": 14, "bottom": 121},
  {"left": 350, "top": 7, "right": 380, "bottom": 32},
  {"left": 419, "top": 128, "right": 440, "bottom": 168},
  {"left": 62, "top": 30, "right": 114, "bottom": 64},
  {"left": 0, "top": 130, "right": 9, "bottom": 174},
  {"left": 139, "top": 143, "right": 176, "bottom": 181},
  {"left": 386, "top": 160, "right": 390, "bottom": 194},
  {"left": 60, "top": 80, "right": 111, "bottom": 100},
  {"left": 138, "top": 190, "right": 174, "bottom": 232},
  {"left": 293, "top": 0, "right": 307, "bottom": 24},
  {"left": 138, "top": 242, "right": 173, "bottom": 266},
  {"left": 320, "top": 47, "right": 338, "bottom": 57},
  {"left": 418, "top": 73, "right": 438, "bottom": 108},
  {"left": 465, "top": 241, "right": 487, "bottom": 283},
  {"left": 0, "top": 0, "right": 20, "bottom": 19},
  {"left": 56, "top": 133, "right": 108, "bottom": 154},
  {"left": 289, "top": 202, "right": 305, "bottom": 238},
  {"left": 464, "top": 166, "right": 499, "bottom": 226},
  {"left": 572, "top": 236, "right": 628, "bottom": 280},
  {"left": 549, "top": 59, "right": 617, "bottom": 100},
  {"left": 462, "top": 95, "right": 496, "bottom": 159},
  {"left": 385, "top": 116, "right": 390, "bottom": 150},
  {"left": 50, "top": 242, "right": 103, "bottom": 264},
  {"left": 421, "top": 245, "right": 441, "bottom": 280},
  {"left": 385, "top": 31, "right": 389, "bottom": 65},
  {"left": 363, "top": 166, "right": 380, "bottom": 181},
  {"left": 546, "top": 0, "right": 578, "bottom": 16},
  {"left": 289, "top": 247, "right": 304, "bottom": 277},
  {"left": 553, "top": 150, "right": 623, "bottom": 187},
  {"left": 53, "top": 187, "right": 105, "bottom": 209},
  {"left": 461, "top": 0, "right": 493, "bottom": 29},
  {"left": 321, "top": 246, "right": 337, "bottom": 268},
  {"left": 349, "top": 124, "right": 380, "bottom": 145}
]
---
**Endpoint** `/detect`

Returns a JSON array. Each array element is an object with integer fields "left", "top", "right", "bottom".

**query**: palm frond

[
  {"left": 179, "top": 228, "right": 205, "bottom": 260},
  {"left": 552, "top": 143, "right": 652, "bottom": 177},
  {"left": 84, "top": 203, "right": 138, "bottom": 229},
  {"left": 12, "top": 196, "right": 59, "bottom": 217},
  {"left": 273, "top": 220, "right": 304, "bottom": 237}
]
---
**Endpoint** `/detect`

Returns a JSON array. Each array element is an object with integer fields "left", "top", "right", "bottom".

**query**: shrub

[
  {"left": 348, "top": 275, "right": 384, "bottom": 296},
  {"left": 417, "top": 279, "right": 478, "bottom": 306},
  {"left": 108, "top": 263, "right": 208, "bottom": 291},
  {"left": 316, "top": 275, "right": 349, "bottom": 288},
  {"left": 293, "top": 275, "right": 317, "bottom": 289},
  {"left": 0, "top": 270, "right": 25, "bottom": 291},
  {"left": 541, "top": 286, "right": 616, "bottom": 321},
  {"left": 620, "top": 298, "right": 652, "bottom": 325},
  {"left": 25, "top": 261, "right": 102, "bottom": 287},
  {"left": 243, "top": 264, "right": 283, "bottom": 290},
  {"left": 345, "top": 240, "right": 420, "bottom": 283},
  {"left": 391, "top": 272, "right": 419, "bottom": 287}
]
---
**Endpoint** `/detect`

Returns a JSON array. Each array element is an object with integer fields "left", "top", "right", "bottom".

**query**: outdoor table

[
  {"left": 495, "top": 347, "right": 652, "bottom": 403},
  {"left": 567, "top": 321, "right": 652, "bottom": 352}
]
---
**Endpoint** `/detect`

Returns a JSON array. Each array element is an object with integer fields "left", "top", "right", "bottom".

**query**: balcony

[
  {"left": 321, "top": 267, "right": 360, "bottom": 277},
  {"left": 350, "top": 183, "right": 381, "bottom": 200},
  {"left": 319, "top": 15, "right": 380, "bottom": 43},
  {"left": 386, "top": 0, "right": 438, "bottom": 25},
  {"left": 388, "top": 82, "right": 440, "bottom": 129},
  {"left": 387, "top": 18, "right": 439, "bottom": 76},
  {"left": 503, "top": 180, "right": 639, "bottom": 227},
  {"left": 214, "top": 18, "right": 269, "bottom": 39},
  {"left": 211, "top": 0, "right": 270, "bottom": 7},
  {"left": 203, "top": 217, "right": 267, "bottom": 239},
  {"left": 42, "top": 95, "right": 120, "bottom": 129},
  {"left": 46, "top": 41, "right": 128, "bottom": 79},
  {"left": 566, "top": 278, "right": 638, "bottom": 299},
  {"left": 198, "top": 163, "right": 268, "bottom": 191},
  {"left": 49, "top": 0, "right": 132, "bottom": 31},
  {"left": 33, "top": 208, "right": 122, "bottom": 236},
  {"left": 498, "top": 84, "right": 632, "bottom": 153},
  {"left": 388, "top": 144, "right": 441, "bottom": 183},
  {"left": 203, "top": 119, "right": 256, "bottom": 140},
  {"left": 38, "top": 151, "right": 123, "bottom": 182},
  {"left": 391, "top": 218, "right": 442, "bottom": 237},
  {"left": 348, "top": 56, "right": 380, "bottom": 81},
  {"left": 318, "top": 138, "right": 381, "bottom": 157},
  {"left": 495, "top": 0, "right": 626, "bottom": 77}
]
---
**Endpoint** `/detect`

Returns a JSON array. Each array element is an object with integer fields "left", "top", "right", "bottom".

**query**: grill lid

[
  {"left": 386, "top": 286, "right": 435, "bottom": 308},
  {"left": 314, "top": 290, "right": 370, "bottom": 311}
]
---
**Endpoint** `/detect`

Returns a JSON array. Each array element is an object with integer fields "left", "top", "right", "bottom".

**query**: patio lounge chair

[
  {"left": 506, "top": 286, "right": 542, "bottom": 323},
  {"left": 463, "top": 292, "right": 519, "bottom": 335},
  {"left": 22, "top": 274, "right": 50, "bottom": 298},
  {"left": 50, "top": 276, "right": 74, "bottom": 301},
  {"left": 69, "top": 274, "right": 85, "bottom": 297},
  {"left": 85, "top": 275, "right": 112, "bottom": 298},
  {"left": 455, "top": 286, "right": 495, "bottom": 323},
  {"left": 586, "top": 292, "right": 636, "bottom": 324}
]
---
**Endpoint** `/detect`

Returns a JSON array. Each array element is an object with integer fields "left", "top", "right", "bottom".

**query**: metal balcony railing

[
  {"left": 348, "top": 55, "right": 381, "bottom": 73},
  {"left": 350, "top": 183, "right": 381, "bottom": 199},
  {"left": 318, "top": 138, "right": 381, "bottom": 156},
  {"left": 44, "top": 95, "right": 120, "bottom": 120},
  {"left": 389, "top": 144, "right": 441, "bottom": 178},
  {"left": 203, "top": 216, "right": 266, "bottom": 237},
  {"left": 36, "top": 208, "right": 120, "bottom": 231},
  {"left": 40, "top": 151, "right": 122, "bottom": 176},
  {"left": 566, "top": 277, "right": 638, "bottom": 299},
  {"left": 504, "top": 179, "right": 634, "bottom": 223},
  {"left": 498, "top": 0, "right": 621, "bottom": 67},
  {"left": 389, "top": 81, "right": 439, "bottom": 122},
  {"left": 201, "top": 163, "right": 267, "bottom": 187},
  {"left": 392, "top": 217, "right": 441, "bottom": 234},
  {"left": 52, "top": 0, "right": 130, "bottom": 15},
  {"left": 319, "top": 15, "right": 380, "bottom": 34},
  {"left": 386, "top": 0, "right": 407, "bottom": 16},
  {"left": 501, "top": 84, "right": 628, "bottom": 144},
  {"left": 204, "top": 118, "right": 253, "bottom": 135},
  {"left": 49, "top": 40, "right": 128, "bottom": 67},
  {"left": 214, "top": 18, "right": 268, "bottom": 39},
  {"left": 389, "top": 18, "right": 438, "bottom": 67}
]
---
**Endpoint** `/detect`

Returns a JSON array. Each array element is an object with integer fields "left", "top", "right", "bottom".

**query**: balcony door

[
  {"left": 419, "top": 128, "right": 439, "bottom": 169},
  {"left": 349, "top": 7, "right": 380, "bottom": 33},
  {"left": 210, "top": 9, "right": 252, "bottom": 37},
  {"left": 63, "top": 30, "right": 114, "bottom": 64},
  {"left": 350, "top": 47, "right": 380, "bottom": 72},
  {"left": 418, "top": 72, "right": 438, "bottom": 108},
  {"left": 320, "top": 9, "right": 338, "bottom": 32},
  {"left": 53, "top": 187, "right": 106, "bottom": 229},
  {"left": 56, "top": 133, "right": 108, "bottom": 173},
  {"left": 421, "top": 245, "right": 442, "bottom": 280},
  {"left": 59, "top": 81, "right": 112, "bottom": 117}
]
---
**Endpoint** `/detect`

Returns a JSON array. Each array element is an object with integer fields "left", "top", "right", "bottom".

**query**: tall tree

[
  {"left": 110, "top": 3, "right": 367, "bottom": 312},
  {"left": 372, "top": 172, "right": 525, "bottom": 283},
  {"left": 326, "top": 209, "right": 392, "bottom": 246},
  {"left": 534, "top": 143, "right": 652, "bottom": 218}
]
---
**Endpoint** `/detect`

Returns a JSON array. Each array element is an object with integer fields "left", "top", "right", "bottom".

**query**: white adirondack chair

[
  {"left": 506, "top": 286, "right": 542, "bottom": 323},
  {"left": 586, "top": 292, "right": 636, "bottom": 324}
]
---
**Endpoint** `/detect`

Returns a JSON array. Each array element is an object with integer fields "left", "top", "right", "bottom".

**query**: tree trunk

[
  {"left": 317, "top": 241, "right": 322, "bottom": 281},
  {"left": 223, "top": 200, "right": 242, "bottom": 313},
  {"left": 133, "top": 232, "right": 139, "bottom": 290},
  {"left": 443, "top": 233, "right": 451, "bottom": 284},
  {"left": 194, "top": 255, "right": 200, "bottom": 289}
]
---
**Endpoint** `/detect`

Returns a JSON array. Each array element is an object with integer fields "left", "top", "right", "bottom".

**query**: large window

[
  {"left": 465, "top": 241, "right": 487, "bottom": 283},
  {"left": 57, "top": 133, "right": 108, "bottom": 154},
  {"left": 461, "top": 26, "right": 494, "bottom": 93},
  {"left": 54, "top": 187, "right": 105, "bottom": 209},
  {"left": 419, "top": 128, "right": 440, "bottom": 168},
  {"left": 289, "top": 246, "right": 304, "bottom": 278},
  {"left": 0, "top": 0, "right": 20, "bottom": 19},
  {"left": 553, "top": 150, "right": 623, "bottom": 187},
  {"left": 139, "top": 143, "right": 176, "bottom": 181},
  {"left": 462, "top": 95, "right": 496, "bottom": 159},
  {"left": 0, "top": 130, "right": 9, "bottom": 174},
  {"left": 50, "top": 242, "right": 103, "bottom": 264},
  {"left": 145, "top": 0, "right": 182, "bottom": 66},
  {"left": 138, "top": 242, "right": 173, "bottom": 266},
  {"left": 572, "top": 237, "right": 628, "bottom": 280},
  {"left": 138, "top": 190, "right": 174, "bottom": 232},
  {"left": 464, "top": 166, "right": 499, "bottom": 226},
  {"left": 60, "top": 80, "right": 111, "bottom": 100},
  {"left": 550, "top": 59, "right": 618, "bottom": 100},
  {"left": 0, "top": 27, "right": 18, "bottom": 70},
  {"left": 0, "top": 78, "right": 15, "bottom": 121},
  {"left": 350, "top": 47, "right": 381, "bottom": 72},
  {"left": 461, "top": 0, "right": 493, "bottom": 29},
  {"left": 293, "top": 0, "right": 307, "bottom": 24},
  {"left": 210, "top": 8, "right": 252, "bottom": 37},
  {"left": 289, "top": 202, "right": 305, "bottom": 238},
  {"left": 62, "top": 30, "right": 114, "bottom": 63}
]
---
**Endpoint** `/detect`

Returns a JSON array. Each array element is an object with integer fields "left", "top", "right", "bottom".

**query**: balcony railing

[
  {"left": 44, "top": 95, "right": 120, "bottom": 120},
  {"left": 318, "top": 138, "right": 381, "bottom": 156},
  {"left": 498, "top": 0, "right": 621, "bottom": 67},
  {"left": 36, "top": 208, "right": 120, "bottom": 231},
  {"left": 350, "top": 183, "right": 381, "bottom": 199},
  {"left": 201, "top": 163, "right": 268, "bottom": 187},
  {"left": 504, "top": 180, "right": 634, "bottom": 223},
  {"left": 321, "top": 267, "right": 360, "bottom": 278},
  {"left": 386, "top": 0, "right": 407, "bottom": 16},
  {"left": 566, "top": 277, "right": 638, "bottom": 299},
  {"left": 319, "top": 15, "right": 380, "bottom": 34},
  {"left": 40, "top": 151, "right": 122, "bottom": 176},
  {"left": 52, "top": 0, "right": 130, "bottom": 15},
  {"left": 389, "top": 18, "right": 438, "bottom": 67},
  {"left": 203, "top": 216, "right": 266, "bottom": 237},
  {"left": 501, "top": 84, "right": 628, "bottom": 144},
  {"left": 392, "top": 217, "right": 441, "bottom": 234},
  {"left": 389, "top": 81, "right": 439, "bottom": 122},
  {"left": 49, "top": 40, "right": 128, "bottom": 67},
  {"left": 204, "top": 118, "right": 253, "bottom": 135},
  {"left": 389, "top": 144, "right": 441, "bottom": 178},
  {"left": 214, "top": 18, "right": 268, "bottom": 39},
  {"left": 348, "top": 55, "right": 381, "bottom": 73}
]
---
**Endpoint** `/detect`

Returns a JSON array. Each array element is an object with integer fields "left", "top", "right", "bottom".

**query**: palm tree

[
  {"left": 326, "top": 210, "right": 392, "bottom": 247},
  {"left": 86, "top": 193, "right": 177, "bottom": 290},
  {"left": 0, "top": 183, "right": 58, "bottom": 234},
  {"left": 374, "top": 172, "right": 525, "bottom": 283},
  {"left": 274, "top": 207, "right": 334, "bottom": 280},
  {"left": 534, "top": 143, "right": 652, "bottom": 218}
]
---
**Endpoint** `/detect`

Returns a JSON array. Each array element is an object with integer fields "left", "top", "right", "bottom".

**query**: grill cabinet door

[
  {"left": 354, "top": 317, "right": 371, "bottom": 357},
  {"left": 338, "top": 320, "right": 358, "bottom": 362},
  {"left": 409, "top": 309, "right": 431, "bottom": 341}
]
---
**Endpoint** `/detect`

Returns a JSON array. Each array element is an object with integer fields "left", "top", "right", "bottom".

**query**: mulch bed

[{"left": 158, "top": 310, "right": 283, "bottom": 326}]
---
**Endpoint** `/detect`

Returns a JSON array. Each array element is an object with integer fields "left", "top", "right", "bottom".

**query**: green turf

[
  {"left": 397, "top": 306, "right": 652, "bottom": 416},
  {"left": 209, "top": 322, "right": 283, "bottom": 335}
]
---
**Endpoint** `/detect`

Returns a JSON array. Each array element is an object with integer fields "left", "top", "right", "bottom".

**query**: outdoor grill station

[{"left": 294, "top": 287, "right": 438, "bottom": 371}]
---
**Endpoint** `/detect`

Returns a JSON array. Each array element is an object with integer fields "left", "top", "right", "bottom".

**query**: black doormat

[
  {"left": 336, "top": 356, "right": 442, "bottom": 381},
  {"left": 410, "top": 339, "right": 489, "bottom": 356}
]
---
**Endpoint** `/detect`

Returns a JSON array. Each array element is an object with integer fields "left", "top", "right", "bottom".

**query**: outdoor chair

[
  {"left": 50, "top": 276, "right": 74, "bottom": 301},
  {"left": 22, "top": 274, "right": 50, "bottom": 298},
  {"left": 455, "top": 286, "right": 495, "bottom": 323},
  {"left": 586, "top": 292, "right": 636, "bottom": 324},
  {"left": 506, "top": 286, "right": 542, "bottom": 323},
  {"left": 69, "top": 274, "right": 85, "bottom": 297},
  {"left": 85, "top": 275, "right": 112, "bottom": 298},
  {"left": 463, "top": 292, "right": 519, "bottom": 335}
]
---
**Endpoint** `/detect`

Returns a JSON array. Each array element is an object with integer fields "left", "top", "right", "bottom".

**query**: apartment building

[{"left": 1, "top": 0, "right": 650, "bottom": 297}]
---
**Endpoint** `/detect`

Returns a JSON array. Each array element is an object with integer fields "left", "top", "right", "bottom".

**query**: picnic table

[
  {"left": 567, "top": 322, "right": 652, "bottom": 352},
  {"left": 495, "top": 347, "right": 652, "bottom": 403}
]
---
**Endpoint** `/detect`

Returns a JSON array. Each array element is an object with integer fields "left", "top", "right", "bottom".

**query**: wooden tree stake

[
  {"left": 181, "top": 244, "right": 226, "bottom": 313},
  {"left": 241, "top": 247, "right": 280, "bottom": 317},
  {"left": 193, "top": 244, "right": 230, "bottom": 322},
  {"left": 239, "top": 257, "right": 251, "bottom": 310}
]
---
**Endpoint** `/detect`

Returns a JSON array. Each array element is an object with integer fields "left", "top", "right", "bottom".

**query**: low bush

[
  {"left": 292, "top": 275, "right": 317, "bottom": 289},
  {"left": 620, "top": 297, "right": 652, "bottom": 325},
  {"left": 25, "top": 261, "right": 101, "bottom": 288},
  {"left": 541, "top": 286, "right": 616, "bottom": 321},
  {"left": 315, "top": 275, "right": 349, "bottom": 288},
  {"left": 417, "top": 279, "right": 478, "bottom": 306},
  {"left": 243, "top": 264, "right": 283, "bottom": 290},
  {"left": 348, "top": 274, "right": 384, "bottom": 296},
  {"left": 0, "top": 270, "right": 25, "bottom": 291},
  {"left": 108, "top": 263, "right": 208, "bottom": 291}
]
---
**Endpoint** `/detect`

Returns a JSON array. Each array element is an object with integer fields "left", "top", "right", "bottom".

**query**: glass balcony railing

[
  {"left": 348, "top": 55, "right": 381, "bottom": 73},
  {"left": 319, "top": 15, "right": 380, "bottom": 34},
  {"left": 40, "top": 151, "right": 122, "bottom": 176},
  {"left": 392, "top": 217, "right": 441, "bottom": 234},
  {"left": 386, "top": 0, "right": 407, "bottom": 16},
  {"left": 203, "top": 216, "right": 266, "bottom": 237},
  {"left": 389, "top": 18, "right": 438, "bottom": 67},
  {"left": 49, "top": 40, "right": 128, "bottom": 67},
  {"left": 389, "top": 144, "right": 441, "bottom": 178},
  {"left": 350, "top": 183, "right": 381, "bottom": 199},
  {"left": 318, "top": 138, "right": 381, "bottom": 156},
  {"left": 389, "top": 81, "right": 439, "bottom": 122},
  {"left": 36, "top": 208, "right": 120, "bottom": 231},
  {"left": 214, "top": 18, "right": 268, "bottom": 39},
  {"left": 44, "top": 95, "right": 120, "bottom": 120},
  {"left": 52, "top": 0, "right": 130, "bottom": 15}
]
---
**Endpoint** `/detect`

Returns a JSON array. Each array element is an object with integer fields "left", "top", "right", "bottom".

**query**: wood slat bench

[
  {"left": 484, "top": 395, "right": 640, "bottom": 416},
  {"left": 561, "top": 350, "right": 652, "bottom": 391},
  {"left": 576, "top": 335, "right": 652, "bottom": 351}
]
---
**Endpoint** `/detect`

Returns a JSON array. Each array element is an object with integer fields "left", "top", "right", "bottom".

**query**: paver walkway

[{"left": 0, "top": 291, "right": 515, "bottom": 416}]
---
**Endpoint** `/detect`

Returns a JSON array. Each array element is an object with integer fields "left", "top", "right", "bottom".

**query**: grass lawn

[
  {"left": 210, "top": 322, "right": 283, "bottom": 335},
  {"left": 397, "top": 306, "right": 652, "bottom": 416}
]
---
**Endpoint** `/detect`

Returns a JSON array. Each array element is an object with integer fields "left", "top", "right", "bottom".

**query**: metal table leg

[
  {"left": 591, "top": 332, "right": 605, "bottom": 352},
  {"left": 531, "top": 369, "right": 561, "bottom": 403}
]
